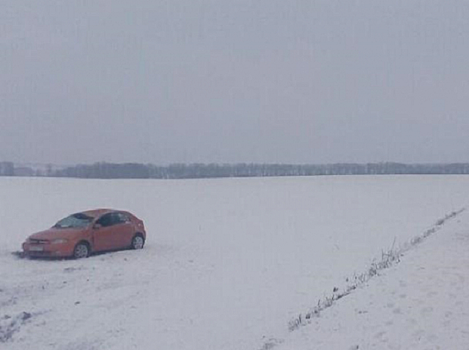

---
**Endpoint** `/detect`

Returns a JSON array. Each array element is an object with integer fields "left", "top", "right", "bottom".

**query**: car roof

[{"left": 80, "top": 209, "right": 117, "bottom": 218}]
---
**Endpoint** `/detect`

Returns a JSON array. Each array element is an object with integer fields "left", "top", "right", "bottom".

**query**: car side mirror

[{"left": 93, "top": 223, "right": 102, "bottom": 230}]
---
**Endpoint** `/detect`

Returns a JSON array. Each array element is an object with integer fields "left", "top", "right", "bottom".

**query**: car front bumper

[{"left": 22, "top": 242, "right": 74, "bottom": 258}]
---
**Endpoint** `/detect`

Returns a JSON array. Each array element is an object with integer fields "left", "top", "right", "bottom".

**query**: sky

[{"left": 1, "top": 0, "right": 469, "bottom": 165}]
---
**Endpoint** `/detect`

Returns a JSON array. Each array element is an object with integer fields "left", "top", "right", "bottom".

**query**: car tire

[
  {"left": 131, "top": 234, "right": 145, "bottom": 250},
  {"left": 73, "top": 242, "right": 90, "bottom": 259}
]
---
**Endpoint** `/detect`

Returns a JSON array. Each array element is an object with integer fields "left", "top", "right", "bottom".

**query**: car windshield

[{"left": 54, "top": 213, "right": 94, "bottom": 229}]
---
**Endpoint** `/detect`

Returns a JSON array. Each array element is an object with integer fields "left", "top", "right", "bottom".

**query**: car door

[
  {"left": 93, "top": 213, "right": 121, "bottom": 251},
  {"left": 93, "top": 212, "right": 134, "bottom": 251},
  {"left": 113, "top": 212, "right": 135, "bottom": 248}
]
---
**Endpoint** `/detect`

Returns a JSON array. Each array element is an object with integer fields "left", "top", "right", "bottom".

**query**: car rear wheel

[
  {"left": 73, "top": 242, "right": 90, "bottom": 259},
  {"left": 131, "top": 234, "right": 145, "bottom": 250}
]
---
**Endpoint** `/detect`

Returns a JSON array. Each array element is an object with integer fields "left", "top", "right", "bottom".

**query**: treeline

[
  {"left": 3, "top": 161, "right": 469, "bottom": 179},
  {"left": 0, "top": 162, "right": 14, "bottom": 176}
]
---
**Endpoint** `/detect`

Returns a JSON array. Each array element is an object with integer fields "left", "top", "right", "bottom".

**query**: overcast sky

[{"left": 1, "top": 1, "right": 469, "bottom": 165}]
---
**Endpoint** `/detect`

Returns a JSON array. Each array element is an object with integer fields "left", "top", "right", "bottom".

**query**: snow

[
  {"left": 0, "top": 176, "right": 468, "bottom": 350},
  {"left": 276, "top": 210, "right": 469, "bottom": 350}
]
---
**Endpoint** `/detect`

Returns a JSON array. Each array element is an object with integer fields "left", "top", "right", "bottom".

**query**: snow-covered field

[
  {"left": 277, "top": 209, "right": 469, "bottom": 350},
  {"left": 1, "top": 176, "right": 468, "bottom": 350}
]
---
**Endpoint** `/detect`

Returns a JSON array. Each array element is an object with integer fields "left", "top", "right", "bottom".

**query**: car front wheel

[{"left": 73, "top": 242, "right": 90, "bottom": 259}]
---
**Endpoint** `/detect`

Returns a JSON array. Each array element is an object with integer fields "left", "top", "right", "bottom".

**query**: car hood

[{"left": 29, "top": 228, "right": 86, "bottom": 241}]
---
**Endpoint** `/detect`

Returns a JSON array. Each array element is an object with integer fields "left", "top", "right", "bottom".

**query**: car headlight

[{"left": 51, "top": 239, "right": 69, "bottom": 244}]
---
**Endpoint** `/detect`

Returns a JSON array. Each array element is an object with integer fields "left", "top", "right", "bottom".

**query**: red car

[{"left": 22, "top": 209, "right": 146, "bottom": 259}]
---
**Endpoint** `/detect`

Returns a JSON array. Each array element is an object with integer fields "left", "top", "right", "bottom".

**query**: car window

[
  {"left": 96, "top": 213, "right": 115, "bottom": 227},
  {"left": 96, "top": 212, "right": 129, "bottom": 227},
  {"left": 54, "top": 213, "right": 93, "bottom": 229},
  {"left": 117, "top": 212, "right": 130, "bottom": 223}
]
